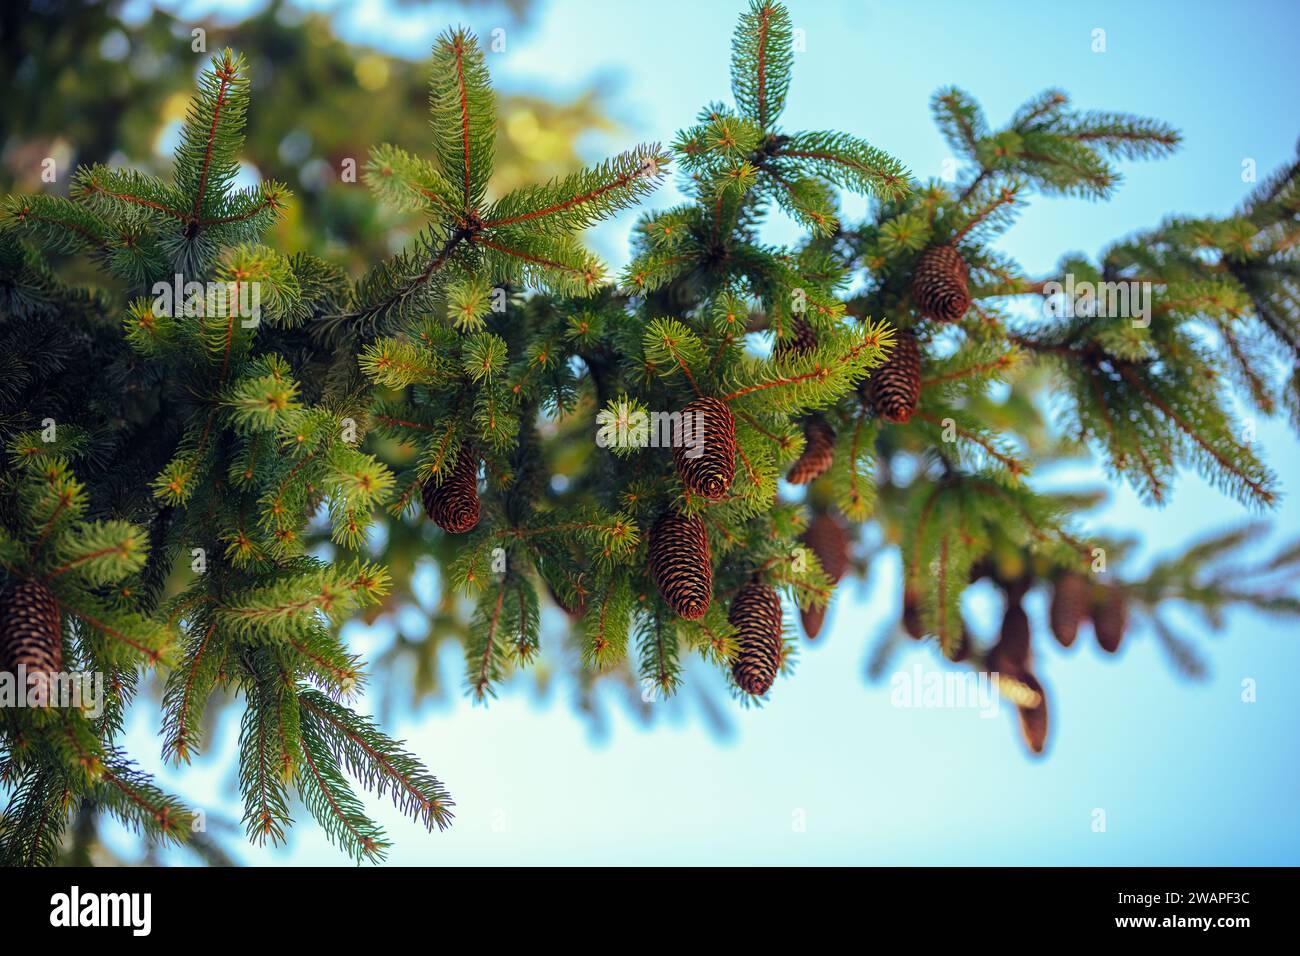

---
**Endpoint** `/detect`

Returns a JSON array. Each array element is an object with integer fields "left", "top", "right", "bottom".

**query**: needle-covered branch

[{"left": 2, "top": 0, "right": 1297, "bottom": 859}]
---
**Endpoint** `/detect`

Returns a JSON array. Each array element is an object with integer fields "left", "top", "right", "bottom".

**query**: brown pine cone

[
  {"left": 787, "top": 419, "right": 835, "bottom": 484},
  {"left": 1049, "top": 571, "right": 1089, "bottom": 648},
  {"left": 868, "top": 329, "right": 921, "bottom": 424},
  {"left": 648, "top": 510, "right": 713, "bottom": 620},
  {"left": 911, "top": 244, "right": 971, "bottom": 323},
  {"left": 422, "top": 447, "right": 480, "bottom": 533},
  {"left": 990, "top": 600, "right": 1032, "bottom": 672},
  {"left": 730, "top": 580, "right": 783, "bottom": 695},
  {"left": 672, "top": 396, "right": 736, "bottom": 500},
  {"left": 798, "top": 513, "right": 849, "bottom": 640},
  {"left": 1015, "top": 671, "right": 1049, "bottom": 756},
  {"left": 773, "top": 315, "right": 817, "bottom": 358},
  {"left": 803, "top": 513, "right": 850, "bottom": 582},
  {"left": 1091, "top": 582, "right": 1129, "bottom": 654},
  {"left": 0, "top": 577, "right": 63, "bottom": 706},
  {"left": 799, "top": 605, "right": 827, "bottom": 640}
]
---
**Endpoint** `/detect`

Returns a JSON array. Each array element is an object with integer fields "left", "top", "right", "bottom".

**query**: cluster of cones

[
  {"left": 776, "top": 243, "right": 970, "bottom": 469},
  {"left": 445, "top": 244, "right": 975, "bottom": 695},
  {"left": 900, "top": 563, "right": 1131, "bottom": 756},
  {"left": 1050, "top": 571, "right": 1129, "bottom": 654},
  {"left": 648, "top": 395, "right": 787, "bottom": 695},
  {"left": 864, "top": 243, "right": 971, "bottom": 424},
  {"left": 649, "top": 512, "right": 786, "bottom": 697}
]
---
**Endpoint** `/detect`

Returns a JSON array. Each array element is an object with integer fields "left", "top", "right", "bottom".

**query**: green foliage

[
  {"left": 0, "top": 452, "right": 184, "bottom": 862},
  {"left": 0, "top": 49, "right": 450, "bottom": 865},
  {"left": 933, "top": 85, "right": 1180, "bottom": 199},
  {"left": 351, "top": 27, "right": 667, "bottom": 329},
  {"left": 2, "top": 0, "right": 1298, "bottom": 864}
]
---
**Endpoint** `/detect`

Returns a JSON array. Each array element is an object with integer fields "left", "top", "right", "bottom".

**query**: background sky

[{"left": 111, "top": 0, "right": 1300, "bottom": 865}]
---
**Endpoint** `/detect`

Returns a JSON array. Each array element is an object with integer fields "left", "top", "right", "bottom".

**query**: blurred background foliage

[{"left": 2, "top": 0, "right": 608, "bottom": 276}]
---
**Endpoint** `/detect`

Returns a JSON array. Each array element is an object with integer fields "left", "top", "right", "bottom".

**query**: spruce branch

[
  {"left": 731, "top": 0, "right": 793, "bottom": 130},
  {"left": 296, "top": 708, "right": 390, "bottom": 864},
  {"left": 2, "top": 0, "right": 1297, "bottom": 862},
  {"left": 299, "top": 691, "right": 453, "bottom": 832}
]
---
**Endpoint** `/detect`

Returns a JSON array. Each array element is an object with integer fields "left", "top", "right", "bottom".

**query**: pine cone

[
  {"left": 989, "top": 600, "right": 1032, "bottom": 672},
  {"left": 773, "top": 315, "right": 817, "bottom": 358},
  {"left": 787, "top": 418, "right": 835, "bottom": 484},
  {"left": 1015, "top": 671, "right": 1049, "bottom": 756},
  {"left": 672, "top": 396, "right": 736, "bottom": 500},
  {"left": 730, "top": 580, "right": 783, "bottom": 695},
  {"left": 648, "top": 510, "right": 713, "bottom": 620},
  {"left": 868, "top": 329, "right": 921, "bottom": 424},
  {"left": 1091, "top": 583, "right": 1129, "bottom": 654},
  {"left": 0, "top": 578, "right": 63, "bottom": 706},
  {"left": 422, "top": 448, "right": 480, "bottom": 534},
  {"left": 1049, "top": 571, "right": 1089, "bottom": 648},
  {"left": 911, "top": 244, "right": 970, "bottom": 323},
  {"left": 799, "top": 604, "right": 827, "bottom": 641},
  {"left": 803, "top": 513, "right": 850, "bottom": 582},
  {"left": 798, "top": 511, "right": 850, "bottom": 640}
]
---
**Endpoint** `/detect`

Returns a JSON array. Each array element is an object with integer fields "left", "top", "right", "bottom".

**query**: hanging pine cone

[
  {"left": 787, "top": 418, "right": 835, "bottom": 484},
  {"left": 672, "top": 396, "right": 736, "bottom": 500},
  {"left": 1091, "top": 583, "right": 1129, "bottom": 654},
  {"left": 803, "top": 513, "right": 850, "bottom": 582},
  {"left": 798, "top": 513, "right": 849, "bottom": 639},
  {"left": 730, "top": 580, "right": 783, "bottom": 695},
  {"left": 773, "top": 315, "right": 817, "bottom": 358},
  {"left": 990, "top": 600, "right": 1032, "bottom": 673},
  {"left": 648, "top": 510, "right": 713, "bottom": 620},
  {"left": 422, "top": 447, "right": 480, "bottom": 533},
  {"left": 1015, "top": 671, "right": 1049, "bottom": 756},
  {"left": 0, "top": 578, "right": 63, "bottom": 706},
  {"left": 868, "top": 329, "right": 921, "bottom": 424},
  {"left": 1049, "top": 571, "right": 1089, "bottom": 648},
  {"left": 911, "top": 244, "right": 970, "bottom": 323},
  {"left": 799, "top": 603, "right": 827, "bottom": 641}
]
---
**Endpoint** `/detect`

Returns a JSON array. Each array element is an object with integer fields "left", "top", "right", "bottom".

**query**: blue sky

[{"left": 113, "top": 0, "right": 1300, "bottom": 865}]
